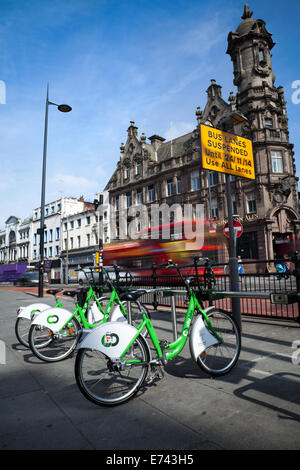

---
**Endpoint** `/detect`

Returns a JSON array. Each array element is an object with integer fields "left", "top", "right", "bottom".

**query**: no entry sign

[{"left": 224, "top": 220, "right": 243, "bottom": 238}]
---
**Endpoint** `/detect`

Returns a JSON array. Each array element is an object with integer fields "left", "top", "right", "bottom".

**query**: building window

[
  {"left": 33, "top": 249, "right": 37, "bottom": 259},
  {"left": 57, "top": 203, "right": 61, "bottom": 211},
  {"left": 237, "top": 231, "right": 258, "bottom": 259},
  {"left": 148, "top": 185, "right": 155, "bottom": 203},
  {"left": 136, "top": 162, "right": 142, "bottom": 175},
  {"left": 258, "top": 48, "right": 265, "bottom": 63},
  {"left": 86, "top": 216, "right": 90, "bottom": 225},
  {"left": 136, "top": 188, "right": 143, "bottom": 205},
  {"left": 49, "top": 229, "right": 53, "bottom": 242},
  {"left": 115, "top": 195, "right": 119, "bottom": 210},
  {"left": 70, "top": 221, "right": 74, "bottom": 229},
  {"left": 87, "top": 234, "right": 90, "bottom": 246},
  {"left": 48, "top": 246, "right": 53, "bottom": 258},
  {"left": 44, "top": 247, "right": 47, "bottom": 258},
  {"left": 124, "top": 166, "right": 130, "bottom": 179},
  {"left": 126, "top": 192, "right": 132, "bottom": 207},
  {"left": 77, "top": 236, "right": 81, "bottom": 248},
  {"left": 77, "top": 219, "right": 81, "bottom": 227},
  {"left": 44, "top": 230, "right": 47, "bottom": 243},
  {"left": 167, "top": 178, "right": 175, "bottom": 196},
  {"left": 51, "top": 205, "right": 55, "bottom": 214},
  {"left": 70, "top": 237, "right": 73, "bottom": 249},
  {"left": 211, "top": 199, "right": 218, "bottom": 219},
  {"left": 176, "top": 177, "right": 181, "bottom": 194},
  {"left": 45, "top": 208, "right": 49, "bottom": 216},
  {"left": 56, "top": 227, "right": 60, "bottom": 240},
  {"left": 208, "top": 171, "right": 217, "bottom": 187},
  {"left": 191, "top": 170, "right": 200, "bottom": 191},
  {"left": 265, "top": 118, "right": 272, "bottom": 128},
  {"left": 33, "top": 233, "right": 37, "bottom": 245},
  {"left": 55, "top": 246, "right": 59, "bottom": 256},
  {"left": 247, "top": 194, "right": 257, "bottom": 214},
  {"left": 271, "top": 150, "right": 283, "bottom": 173}
]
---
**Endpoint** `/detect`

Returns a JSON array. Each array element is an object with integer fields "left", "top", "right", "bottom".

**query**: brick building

[{"left": 105, "top": 4, "right": 299, "bottom": 270}]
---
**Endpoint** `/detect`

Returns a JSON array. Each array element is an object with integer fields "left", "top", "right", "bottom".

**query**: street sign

[
  {"left": 224, "top": 220, "right": 243, "bottom": 238},
  {"left": 200, "top": 124, "right": 255, "bottom": 180},
  {"left": 209, "top": 223, "right": 216, "bottom": 235}
]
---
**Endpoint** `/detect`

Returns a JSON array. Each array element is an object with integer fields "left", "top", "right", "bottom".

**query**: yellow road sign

[{"left": 200, "top": 124, "right": 255, "bottom": 179}]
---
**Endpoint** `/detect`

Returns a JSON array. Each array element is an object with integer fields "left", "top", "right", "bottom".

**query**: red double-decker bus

[{"left": 103, "top": 219, "right": 225, "bottom": 276}]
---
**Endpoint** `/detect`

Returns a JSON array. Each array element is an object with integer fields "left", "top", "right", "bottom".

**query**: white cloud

[
  {"left": 164, "top": 121, "right": 194, "bottom": 141},
  {"left": 49, "top": 173, "right": 99, "bottom": 198}
]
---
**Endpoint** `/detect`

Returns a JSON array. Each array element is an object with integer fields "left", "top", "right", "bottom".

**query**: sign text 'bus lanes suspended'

[{"left": 200, "top": 124, "right": 255, "bottom": 180}]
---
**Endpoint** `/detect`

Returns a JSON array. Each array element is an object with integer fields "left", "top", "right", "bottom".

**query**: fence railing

[{"left": 130, "top": 257, "right": 300, "bottom": 324}]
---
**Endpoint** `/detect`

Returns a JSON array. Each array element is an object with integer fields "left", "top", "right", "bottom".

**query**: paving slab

[{"left": 0, "top": 289, "right": 300, "bottom": 451}]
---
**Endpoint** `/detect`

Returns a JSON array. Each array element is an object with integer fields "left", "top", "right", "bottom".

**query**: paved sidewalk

[{"left": 0, "top": 289, "right": 300, "bottom": 450}]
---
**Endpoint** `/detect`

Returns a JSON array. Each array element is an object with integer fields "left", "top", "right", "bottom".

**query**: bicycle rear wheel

[
  {"left": 29, "top": 316, "right": 81, "bottom": 362},
  {"left": 75, "top": 335, "right": 150, "bottom": 406},
  {"left": 196, "top": 308, "right": 241, "bottom": 376}
]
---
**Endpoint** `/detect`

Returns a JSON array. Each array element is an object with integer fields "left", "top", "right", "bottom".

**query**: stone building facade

[{"left": 105, "top": 4, "right": 299, "bottom": 270}]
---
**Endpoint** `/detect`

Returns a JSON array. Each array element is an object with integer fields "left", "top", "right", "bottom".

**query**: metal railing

[{"left": 130, "top": 257, "right": 300, "bottom": 324}]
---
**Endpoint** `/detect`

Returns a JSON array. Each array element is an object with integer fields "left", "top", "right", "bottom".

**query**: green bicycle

[
  {"left": 74, "top": 257, "right": 241, "bottom": 406},
  {"left": 15, "top": 288, "right": 64, "bottom": 348},
  {"left": 28, "top": 266, "right": 149, "bottom": 362}
]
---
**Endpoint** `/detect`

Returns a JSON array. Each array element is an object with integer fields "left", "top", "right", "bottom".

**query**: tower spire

[{"left": 241, "top": 4, "right": 253, "bottom": 20}]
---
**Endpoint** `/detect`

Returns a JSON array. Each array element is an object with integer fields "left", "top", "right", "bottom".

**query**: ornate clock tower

[{"left": 226, "top": 4, "right": 299, "bottom": 259}]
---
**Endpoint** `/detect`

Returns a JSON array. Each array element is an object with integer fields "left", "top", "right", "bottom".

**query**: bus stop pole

[{"left": 225, "top": 174, "right": 242, "bottom": 332}]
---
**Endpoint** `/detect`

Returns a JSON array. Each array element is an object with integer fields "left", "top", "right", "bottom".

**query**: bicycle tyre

[
  {"left": 15, "top": 315, "right": 53, "bottom": 349},
  {"left": 196, "top": 308, "right": 241, "bottom": 376},
  {"left": 29, "top": 316, "right": 81, "bottom": 362},
  {"left": 15, "top": 316, "right": 32, "bottom": 348},
  {"left": 75, "top": 335, "right": 150, "bottom": 406}
]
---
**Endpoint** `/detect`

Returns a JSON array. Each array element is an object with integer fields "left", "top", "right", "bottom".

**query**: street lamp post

[{"left": 38, "top": 85, "right": 72, "bottom": 297}]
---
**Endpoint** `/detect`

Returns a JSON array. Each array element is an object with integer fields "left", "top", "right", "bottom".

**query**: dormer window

[
  {"left": 265, "top": 118, "right": 272, "bottom": 128},
  {"left": 124, "top": 166, "right": 130, "bottom": 179},
  {"left": 259, "top": 48, "right": 265, "bottom": 64}
]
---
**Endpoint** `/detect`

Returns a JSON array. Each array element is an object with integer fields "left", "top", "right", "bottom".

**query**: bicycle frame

[
  {"left": 120, "top": 290, "right": 221, "bottom": 364},
  {"left": 59, "top": 285, "right": 128, "bottom": 332}
]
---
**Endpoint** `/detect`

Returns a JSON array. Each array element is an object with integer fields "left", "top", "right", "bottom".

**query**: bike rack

[{"left": 153, "top": 289, "right": 300, "bottom": 341}]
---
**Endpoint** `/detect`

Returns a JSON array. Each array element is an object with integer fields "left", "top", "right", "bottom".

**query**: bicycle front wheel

[
  {"left": 196, "top": 308, "right": 241, "bottom": 376},
  {"left": 75, "top": 335, "right": 150, "bottom": 406},
  {"left": 29, "top": 317, "right": 81, "bottom": 362}
]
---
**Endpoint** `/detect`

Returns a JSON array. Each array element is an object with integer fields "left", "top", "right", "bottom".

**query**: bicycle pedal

[{"left": 146, "top": 364, "right": 164, "bottom": 385}]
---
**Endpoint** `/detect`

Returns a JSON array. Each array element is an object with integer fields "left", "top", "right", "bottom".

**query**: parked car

[{"left": 77, "top": 266, "right": 131, "bottom": 286}]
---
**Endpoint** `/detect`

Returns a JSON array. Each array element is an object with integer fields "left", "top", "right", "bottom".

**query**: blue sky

[{"left": 1, "top": 0, "right": 300, "bottom": 228}]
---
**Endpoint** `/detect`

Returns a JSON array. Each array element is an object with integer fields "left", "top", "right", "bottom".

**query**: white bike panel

[
  {"left": 17, "top": 303, "right": 52, "bottom": 320},
  {"left": 31, "top": 307, "right": 74, "bottom": 333},
  {"left": 110, "top": 304, "right": 126, "bottom": 323},
  {"left": 76, "top": 321, "right": 138, "bottom": 359},
  {"left": 189, "top": 311, "right": 219, "bottom": 362}
]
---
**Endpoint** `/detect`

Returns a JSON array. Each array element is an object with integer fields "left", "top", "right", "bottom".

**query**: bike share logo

[
  {"left": 47, "top": 315, "right": 59, "bottom": 324},
  {"left": 101, "top": 332, "right": 119, "bottom": 348}
]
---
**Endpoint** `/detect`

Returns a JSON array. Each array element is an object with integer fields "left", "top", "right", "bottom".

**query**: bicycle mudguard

[
  {"left": 30, "top": 307, "right": 74, "bottom": 333},
  {"left": 76, "top": 321, "right": 138, "bottom": 360},
  {"left": 17, "top": 303, "right": 52, "bottom": 320},
  {"left": 189, "top": 308, "right": 219, "bottom": 363}
]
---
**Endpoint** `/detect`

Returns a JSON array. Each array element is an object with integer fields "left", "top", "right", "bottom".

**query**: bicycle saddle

[
  {"left": 62, "top": 289, "right": 81, "bottom": 297},
  {"left": 119, "top": 290, "right": 147, "bottom": 301},
  {"left": 46, "top": 288, "right": 63, "bottom": 295}
]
